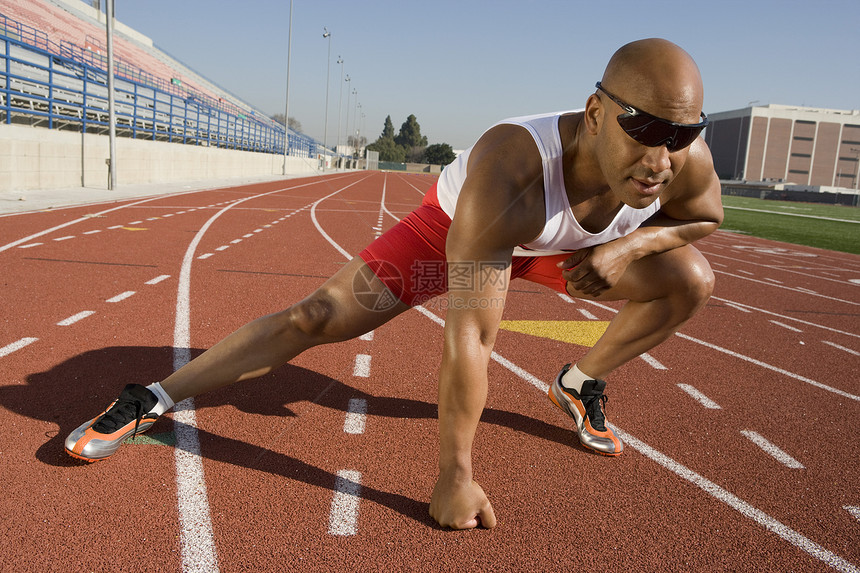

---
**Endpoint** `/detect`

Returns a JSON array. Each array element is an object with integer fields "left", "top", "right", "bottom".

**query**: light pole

[
  {"left": 336, "top": 56, "right": 344, "bottom": 167},
  {"left": 282, "top": 0, "right": 293, "bottom": 174},
  {"left": 343, "top": 75, "right": 351, "bottom": 164},
  {"left": 321, "top": 27, "right": 331, "bottom": 170},
  {"left": 353, "top": 100, "right": 360, "bottom": 157}
]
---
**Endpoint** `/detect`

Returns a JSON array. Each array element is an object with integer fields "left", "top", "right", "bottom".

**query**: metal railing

[{"left": 0, "top": 12, "right": 317, "bottom": 158}]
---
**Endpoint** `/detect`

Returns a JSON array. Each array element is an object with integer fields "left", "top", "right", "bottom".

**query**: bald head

[{"left": 600, "top": 38, "right": 704, "bottom": 123}]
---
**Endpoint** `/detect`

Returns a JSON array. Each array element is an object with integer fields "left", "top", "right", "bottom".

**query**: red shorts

[{"left": 358, "top": 183, "right": 572, "bottom": 306}]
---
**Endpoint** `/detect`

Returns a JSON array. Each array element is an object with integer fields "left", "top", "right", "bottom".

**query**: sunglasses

[{"left": 595, "top": 82, "right": 708, "bottom": 152}]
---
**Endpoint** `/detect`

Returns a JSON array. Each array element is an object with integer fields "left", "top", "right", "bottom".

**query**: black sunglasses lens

[{"left": 617, "top": 114, "right": 703, "bottom": 152}]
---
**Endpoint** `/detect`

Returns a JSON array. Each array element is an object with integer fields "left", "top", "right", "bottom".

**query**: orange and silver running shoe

[
  {"left": 548, "top": 364, "right": 623, "bottom": 456},
  {"left": 65, "top": 384, "right": 159, "bottom": 462}
]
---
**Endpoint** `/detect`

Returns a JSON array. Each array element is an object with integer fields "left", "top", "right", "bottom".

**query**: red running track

[{"left": 0, "top": 172, "right": 858, "bottom": 572}]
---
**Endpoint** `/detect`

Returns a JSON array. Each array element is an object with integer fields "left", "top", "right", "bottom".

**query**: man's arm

[
  {"left": 429, "top": 125, "right": 545, "bottom": 529},
  {"left": 563, "top": 139, "right": 723, "bottom": 296}
]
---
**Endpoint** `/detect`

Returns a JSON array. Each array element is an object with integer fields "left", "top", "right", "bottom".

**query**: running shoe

[
  {"left": 548, "top": 364, "right": 623, "bottom": 456},
  {"left": 65, "top": 384, "right": 159, "bottom": 462}
]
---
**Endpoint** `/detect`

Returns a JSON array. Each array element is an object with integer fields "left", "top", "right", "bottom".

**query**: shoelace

[
  {"left": 93, "top": 397, "right": 146, "bottom": 436},
  {"left": 584, "top": 394, "right": 609, "bottom": 432}
]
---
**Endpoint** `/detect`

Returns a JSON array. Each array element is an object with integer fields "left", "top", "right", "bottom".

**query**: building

[{"left": 704, "top": 104, "right": 860, "bottom": 190}]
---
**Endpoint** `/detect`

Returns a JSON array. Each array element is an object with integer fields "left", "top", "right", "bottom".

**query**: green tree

[
  {"left": 423, "top": 143, "right": 456, "bottom": 166},
  {"left": 394, "top": 114, "right": 428, "bottom": 150},
  {"left": 381, "top": 115, "right": 395, "bottom": 140},
  {"left": 366, "top": 136, "right": 406, "bottom": 162}
]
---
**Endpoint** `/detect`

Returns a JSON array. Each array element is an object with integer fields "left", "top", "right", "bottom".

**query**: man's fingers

[{"left": 478, "top": 502, "right": 498, "bottom": 529}]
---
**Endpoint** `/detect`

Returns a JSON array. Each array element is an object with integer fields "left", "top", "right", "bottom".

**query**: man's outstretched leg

[
  {"left": 66, "top": 257, "right": 410, "bottom": 461},
  {"left": 548, "top": 244, "right": 715, "bottom": 455}
]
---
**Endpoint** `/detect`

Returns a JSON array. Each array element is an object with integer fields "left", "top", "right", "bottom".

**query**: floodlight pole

[
  {"left": 336, "top": 56, "right": 344, "bottom": 168},
  {"left": 322, "top": 27, "right": 331, "bottom": 171},
  {"left": 105, "top": 0, "right": 116, "bottom": 189},
  {"left": 282, "top": 0, "right": 293, "bottom": 175}
]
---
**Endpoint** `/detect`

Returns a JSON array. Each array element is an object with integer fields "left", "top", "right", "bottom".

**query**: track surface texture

[{"left": 1, "top": 172, "right": 858, "bottom": 572}]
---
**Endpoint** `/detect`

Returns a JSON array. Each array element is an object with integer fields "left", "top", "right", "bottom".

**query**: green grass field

[{"left": 719, "top": 195, "right": 860, "bottom": 255}]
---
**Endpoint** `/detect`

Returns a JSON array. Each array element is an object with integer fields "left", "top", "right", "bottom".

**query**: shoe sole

[{"left": 548, "top": 376, "right": 623, "bottom": 457}]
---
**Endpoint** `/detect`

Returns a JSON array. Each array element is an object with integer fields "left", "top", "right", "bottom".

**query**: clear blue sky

[{"left": 113, "top": 0, "right": 860, "bottom": 150}]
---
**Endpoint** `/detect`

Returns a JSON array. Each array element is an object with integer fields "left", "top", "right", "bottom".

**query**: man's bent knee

[
  {"left": 667, "top": 247, "right": 715, "bottom": 313},
  {"left": 287, "top": 291, "right": 343, "bottom": 343}
]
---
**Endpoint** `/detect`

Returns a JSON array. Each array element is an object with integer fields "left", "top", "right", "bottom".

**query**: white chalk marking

[
  {"left": 197, "top": 253, "right": 213, "bottom": 259},
  {"left": 0, "top": 337, "right": 38, "bottom": 358},
  {"left": 577, "top": 308, "right": 599, "bottom": 320},
  {"left": 83, "top": 230, "right": 102, "bottom": 235},
  {"left": 353, "top": 354, "right": 371, "bottom": 377},
  {"left": 359, "top": 331, "right": 374, "bottom": 341},
  {"left": 639, "top": 352, "right": 667, "bottom": 370},
  {"left": 844, "top": 506, "right": 860, "bottom": 523},
  {"left": 215, "top": 246, "right": 229, "bottom": 251},
  {"left": 106, "top": 291, "right": 135, "bottom": 303},
  {"left": 677, "top": 383, "right": 722, "bottom": 409},
  {"left": 740, "top": 430, "right": 805, "bottom": 469},
  {"left": 328, "top": 470, "right": 362, "bottom": 536},
  {"left": 675, "top": 332, "right": 859, "bottom": 402},
  {"left": 57, "top": 310, "right": 95, "bottom": 326},
  {"left": 344, "top": 398, "right": 368, "bottom": 435},
  {"left": 17, "top": 243, "right": 42, "bottom": 249},
  {"left": 146, "top": 275, "right": 171, "bottom": 285},
  {"left": 822, "top": 341, "right": 859, "bottom": 356},
  {"left": 556, "top": 293, "right": 575, "bottom": 303},
  {"left": 53, "top": 235, "right": 74, "bottom": 242},
  {"left": 770, "top": 320, "right": 803, "bottom": 333}
]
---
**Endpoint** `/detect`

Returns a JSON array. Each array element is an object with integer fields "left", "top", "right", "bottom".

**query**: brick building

[{"left": 704, "top": 104, "right": 860, "bottom": 190}]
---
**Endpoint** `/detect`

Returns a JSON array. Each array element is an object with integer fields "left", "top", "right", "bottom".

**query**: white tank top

[{"left": 437, "top": 110, "right": 661, "bottom": 256}]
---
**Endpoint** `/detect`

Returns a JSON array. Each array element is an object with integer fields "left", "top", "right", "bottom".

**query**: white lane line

[
  {"left": 0, "top": 337, "right": 38, "bottom": 358},
  {"left": 353, "top": 354, "right": 371, "bottom": 377},
  {"left": 740, "top": 430, "right": 805, "bottom": 469},
  {"left": 764, "top": 277, "right": 784, "bottom": 284},
  {"left": 711, "top": 296, "right": 859, "bottom": 339},
  {"left": 197, "top": 253, "right": 214, "bottom": 260},
  {"left": 128, "top": 220, "right": 142, "bottom": 225},
  {"left": 215, "top": 246, "right": 229, "bottom": 251},
  {"left": 845, "top": 506, "right": 860, "bottom": 523},
  {"left": 770, "top": 320, "right": 803, "bottom": 333},
  {"left": 107, "top": 225, "right": 124, "bottom": 229},
  {"left": 17, "top": 243, "right": 42, "bottom": 249},
  {"left": 675, "top": 332, "right": 860, "bottom": 402},
  {"left": 5, "top": 192, "right": 188, "bottom": 253},
  {"left": 577, "top": 308, "right": 599, "bottom": 320},
  {"left": 242, "top": 233, "right": 254, "bottom": 238},
  {"left": 713, "top": 270, "right": 860, "bottom": 307},
  {"left": 823, "top": 341, "right": 860, "bottom": 356},
  {"left": 557, "top": 293, "right": 575, "bottom": 303},
  {"left": 54, "top": 236, "right": 75, "bottom": 242},
  {"left": 230, "top": 239, "right": 242, "bottom": 244},
  {"left": 328, "top": 470, "right": 362, "bottom": 536},
  {"left": 83, "top": 230, "right": 102, "bottom": 235},
  {"left": 171, "top": 178, "right": 339, "bottom": 572},
  {"left": 57, "top": 310, "right": 95, "bottom": 326},
  {"left": 612, "top": 426, "right": 856, "bottom": 572},
  {"left": 106, "top": 291, "right": 136, "bottom": 303},
  {"left": 738, "top": 269, "right": 755, "bottom": 275},
  {"left": 677, "top": 383, "right": 722, "bottom": 409},
  {"left": 344, "top": 398, "right": 368, "bottom": 435},
  {"left": 639, "top": 352, "right": 667, "bottom": 370},
  {"left": 146, "top": 275, "right": 171, "bottom": 285},
  {"left": 724, "top": 301, "right": 753, "bottom": 313},
  {"left": 359, "top": 331, "right": 374, "bottom": 341}
]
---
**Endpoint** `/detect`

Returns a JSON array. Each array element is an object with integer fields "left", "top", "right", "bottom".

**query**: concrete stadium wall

[{"left": 0, "top": 124, "right": 321, "bottom": 192}]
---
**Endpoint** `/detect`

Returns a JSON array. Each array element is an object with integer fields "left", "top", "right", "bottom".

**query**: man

[{"left": 66, "top": 38, "right": 722, "bottom": 530}]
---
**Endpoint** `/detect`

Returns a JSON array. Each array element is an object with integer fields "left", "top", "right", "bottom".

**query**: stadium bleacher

[{"left": 0, "top": 0, "right": 317, "bottom": 157}]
